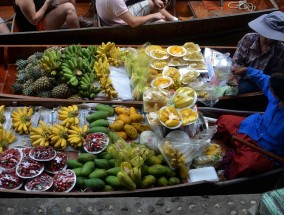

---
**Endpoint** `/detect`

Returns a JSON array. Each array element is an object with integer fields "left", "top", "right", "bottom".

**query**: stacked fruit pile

[{"left": 12, "top": 42, "right": 128, "bottom": 100}]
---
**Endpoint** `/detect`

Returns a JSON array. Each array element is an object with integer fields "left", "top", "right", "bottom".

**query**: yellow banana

[{"left": 72, "top": 105, "right": 78, "bottom": 111}]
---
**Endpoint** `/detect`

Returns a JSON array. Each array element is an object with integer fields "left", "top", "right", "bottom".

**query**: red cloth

[
  {"left": 36, "top": 19, "right": 45, "bottom": 31},
  {"left": 217, "top": 115, "right": 275, "bottom": 179}
]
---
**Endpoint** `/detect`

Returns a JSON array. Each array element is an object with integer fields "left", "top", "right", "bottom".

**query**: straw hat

[{"left": 248, "top": 11, "right": 284, "bottom": 41}]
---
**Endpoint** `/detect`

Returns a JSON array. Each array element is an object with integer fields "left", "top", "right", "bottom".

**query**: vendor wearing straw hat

[{"left": 230, "top": 11, "right": 284, "bottom": 94}]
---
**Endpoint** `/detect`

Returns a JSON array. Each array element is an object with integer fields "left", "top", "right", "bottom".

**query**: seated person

[
  {"left": 96, "top": 0, "right": 177, "bottom": 27},
  {"left": 0, "top": 17, "right": 10, "bottom": 34},
  {"left": 231, "top": 11, "right": 284, "bottom": 94},
  {"left": 216, "top": 67, "right": 284, "bottom": 179},
  {"left": 14, "top": 0, "right": 93, "bottom": 32}
]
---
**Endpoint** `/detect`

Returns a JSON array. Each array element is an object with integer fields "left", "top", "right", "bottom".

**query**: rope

[{"left": 228, "top": 0, "right": 256, "bottom": 12}]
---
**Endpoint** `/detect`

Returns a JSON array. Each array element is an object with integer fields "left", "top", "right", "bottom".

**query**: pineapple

[
  {"left": 38, "top": 90, "right": 53, "bottom": 98},
  {"left": 11, "top": 83, "right": 23, "bottom": 94},
  {"left": 68, "top": 94, "right": 83, "bottom": 100},
  {"left": 33, "top": 76, "right": 52, "bottom": 93},
  {"left": 22, "top": 85, "right": 35, "bottom": 96},
  {"left": 23, "top": 79, "right": 34, "bottom": 90},
  {"left": 52, "top": 83, "right": 71, "bottom": 99}
]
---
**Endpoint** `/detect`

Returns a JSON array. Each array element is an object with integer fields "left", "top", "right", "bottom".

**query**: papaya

[
  {"left": 72, "top": 167, "right": 83, "bottom": 177},
  {"left": 77, "top": 153, "right": 97, "bottom": 164},
  {"left": 145, "top": 155, "right": 162, "bottom": 166},
  {"left": 84, "top": 178, "right": 105, "bottom": 190},
  {"left": 94, "top": 159, "right": 110, "bottom": 169},
  {"left": 139, "top": 175, "right": 156, "bottom": 189},
  {"left": 115, "top": 131, "right": 127, "bottom": 140},
  {"left": 118, "top": 114, "right": 131, "bottom": 124},
  {"left": 157, "top": 154, "right": 166, "bottom": 164},
  {"left": 147, "top": 164, "right": 171, "bottom": 177},
  {"left": 66, "top": 159, "right": 83, "bottom": 168},
  {"left": 114, "top": 106, "right": 129, "bottom": 115},
  {"left": 178, "top": 165, "right": 189, "bottom": 180},
  {"left": 75, "top": 177, "right": 85, "bottom": 188},
  {"left": 103, "top": 185, "right": 114, "bottom": 192},
  {"left": 86, "top": 126, "right": 110, "bottom": 135},
  {"left": 86, "top": 111, "right": 109, "bottom": 123},
  {"left": 140, "top": 165, "right": 149, "bottom": 177},
  {"left": 124, "top": 124, "right": 138, "bottom": 139},
  {"left": 98, "top": 152, "right": 113, "bottom": 160},
  {"left": 168, "top": 177, "right": 181, "bottom": 185},
  {"left": 108, "top": 159, "right": 116, "bottom": 167},
  {"left": 81, "top": 161, "right": 96, "bottom": 177},
  {"left": 89, "top": 169, "right": 108, "bottom": 179},
  {"left": 156, "top": 177, "right": 168, "bottom": 187},
  {"left": 89, "top": 119, "right": 109, "bottom": 128},
  {"left": 109, "top": 120, "right": 124, "bottom": 131},
  {"left": 105, "top": 175, "right": 122, "bottom": 189},
  {"left": 95, "top": 104, "right": 114, "bottom": 116},
  {"left": 107, "top": 167, "right": 121, "bottom": 176}
]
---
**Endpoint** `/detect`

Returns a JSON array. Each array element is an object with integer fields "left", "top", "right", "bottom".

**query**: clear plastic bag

[
  {"left": 158, "top": 130, "right": 209, "bottom": 169},
  {"left": 204, "top": 47, "right": 233, "bottom": 87}
]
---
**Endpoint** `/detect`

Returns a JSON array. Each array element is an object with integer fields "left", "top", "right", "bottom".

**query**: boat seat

[{"left": 10, "top": 13, "right": 21, "bottom": 33}]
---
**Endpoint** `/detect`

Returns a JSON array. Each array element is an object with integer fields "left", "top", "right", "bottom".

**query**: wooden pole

[{"left": 232, "top": 136, "right": 284, "bottom": 163}]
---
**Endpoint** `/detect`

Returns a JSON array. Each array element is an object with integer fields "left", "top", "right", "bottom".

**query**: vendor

[
  {"left": 216, "top": 66, "right": 284, "bottom": 179},
  {"left": 230, "top": 11, "right": 284, "bottom": 94}
]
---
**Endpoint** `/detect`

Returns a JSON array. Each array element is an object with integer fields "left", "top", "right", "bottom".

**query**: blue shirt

[{"left": 238, "top": 67, "right": 284, "bottom": 158}]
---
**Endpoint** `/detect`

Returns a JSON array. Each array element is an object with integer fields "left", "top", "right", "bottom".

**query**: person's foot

[{"left": 79, "top": 17, "right": 94, "bottom": 28}]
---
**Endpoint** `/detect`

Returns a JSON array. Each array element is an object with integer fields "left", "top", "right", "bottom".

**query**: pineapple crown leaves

[{"left": 15, "top": 59, "right": 28, "bottom": 70}]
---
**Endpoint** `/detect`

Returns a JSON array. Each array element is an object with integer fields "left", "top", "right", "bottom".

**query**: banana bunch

[
  {"left": 61, "top": 57, "right": 95, "bottom": 87},
  {"left": 0, "top": 128, "right": 17, "bottom": 154},
  {"left": 49, "top": 123, "right": 68, "bottom": 150},
  {"left": 93, "top": 58, "right": 118, "bottom": 99},
  {"left": 173, "top": 87, "right": 196, "bottom": 108},
  {"left": 67, "top": 125, "right": 88, "bottom": 149},
  {"left": 58, "top": 105, "right": 79, "bottom": 128},
  {"left": 62, "top": 45, "right": 82, "bottom": 60},
  {"left": 96, "top": 42, "right": 123, "bottom": 67},
  {"left": 30, "top": 120, "right": 51, "bottom": 147},
  {"left": 61, "top": 58, "right": 82, "bottom": 87},
  {"left": 79, "top": 73, "right": 100, "bottom": 99},
  {"left": 117, "top": 162, "right": 137, "bottom": 190},
  {"left": 0, "top": 105, "right": 6, "bottom": 125},
  {"left": 11, "top": 106, "right": 33, "bottom": 134},
  {"left": 40, "top": 49, "right": 62, "bottom": 76},
  {"left": 81, "top": 45, "right": 97, "bottom": 62}
]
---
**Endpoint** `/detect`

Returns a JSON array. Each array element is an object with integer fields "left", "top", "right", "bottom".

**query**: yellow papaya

[{"left": 124, "top": 124, "right": 138, "bottom": 139}]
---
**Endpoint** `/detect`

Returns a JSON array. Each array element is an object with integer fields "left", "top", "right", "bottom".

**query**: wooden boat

[
  {"left": 0, "top": 99, "right": 282, "bottom": 197},
  {"left": 0, "top": 0, "right": 282, "bottom": 46},
  {"left": 0, "top": 44, "right": 268, "bottom": 111}
]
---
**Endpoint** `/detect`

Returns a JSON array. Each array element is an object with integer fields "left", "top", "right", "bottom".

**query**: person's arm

[
  {"left": 119, "top": 11, "right": 165, "bottom": 27},
  {"left": 17, "top": 0, "right": 53, "bottom": 25},
  {"left": 233, "top": 67, "right": 271, "bottom": 96}
]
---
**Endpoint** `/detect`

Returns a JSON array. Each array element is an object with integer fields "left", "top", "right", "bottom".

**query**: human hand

[
  {"left": 153, "top": 12, "right": 166, "bottom": 20},
  {"left": 232, "top": 67, "right": 247, "bottom": 75},
  {"left": 226, "top": 75, "right": 238, "bottom": 87},
  {"left": 153, "top": 0, "right": 166, "bottom": 9}
]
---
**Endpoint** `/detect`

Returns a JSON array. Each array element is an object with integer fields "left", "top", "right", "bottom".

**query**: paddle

[{"left": 232, "top": 136, "right": 284, "bottom": 163}]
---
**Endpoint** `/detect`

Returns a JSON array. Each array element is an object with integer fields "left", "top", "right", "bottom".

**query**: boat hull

[
  {"left": 0, "top": 100, "right": 281, "bottom": 197},
  {"left": 0, "top": 0, "right": 279, "bottom": 46}
]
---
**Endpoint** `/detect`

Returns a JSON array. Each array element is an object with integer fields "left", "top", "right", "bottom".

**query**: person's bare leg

[
  {"left": 44, "top": 3, "right": 79, "bottom": 30},
  {"left": 0, "top": 22, "right": 10, "bottom": 34}
]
